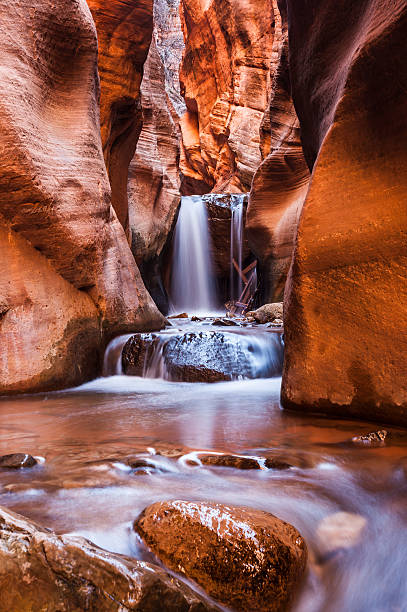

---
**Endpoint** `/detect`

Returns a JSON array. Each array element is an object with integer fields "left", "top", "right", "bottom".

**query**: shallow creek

[{"left": 0, "top": 320, "right": 407, "bottom": 611}]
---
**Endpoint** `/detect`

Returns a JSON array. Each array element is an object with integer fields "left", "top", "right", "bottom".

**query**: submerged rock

[
  {"left": 352, "top": 430, "right": 389, "bottom": 446},
  {"left": 212, "top": 318, "right": 238, "bottom": 327},
  {"left": 265, "top": 458, "right": 293, "bottom": 470},
  {"left": 134, "top": 500, "right": 307, "bottom": 611},
  {"left": 0, "top": 453, "right": 37, "bottom": 469},
  {"left": 198, "top": 454, "right": 260, "bottom": 470},
  {"left": 0, "top": 506, "right": 217, "bottom": 611},
  {"left": 122, "top": 330, "right": 283, "bottom": 382},
  {"left": 246, "top": 303, "right": 283, "bottom": 324},
  {"left": 316, "top": 511, "right": 367, "bottom": 559}
]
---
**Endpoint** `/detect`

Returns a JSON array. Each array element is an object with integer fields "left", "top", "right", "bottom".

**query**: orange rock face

[
  {"left": 0, "top": 0, "right": 163, "bottom": 393},
  {"left": 179, "top": 0, "right": 275, "bottom": 194},
  {"left": 247, "top": 1, "right": 310, "bottom": 302},
  {"left": 86, "top": 0, "right": 154, "bottom": 232},
  {"left": 282, "top": 1, "right": 407, "bottom": 424},
  {"left": 128, "top": 0, "right": 185, "bottom": 311}
]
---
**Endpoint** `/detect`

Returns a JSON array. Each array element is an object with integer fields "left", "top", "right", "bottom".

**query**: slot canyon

[{"left": 0, "top": 0, "right": 406, "bottom": 610}]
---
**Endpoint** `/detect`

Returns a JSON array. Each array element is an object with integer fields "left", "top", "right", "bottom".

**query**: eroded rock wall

[
  {"left": 282, "top": 0, "right": 407, "bottom": 424},
  {"left": 128, "top": 0, "right": 185, "bottom": 312},
  {"left": 247, "top": 0, "right": 310, "bottom": 303},
  {"left": 0, "top": 0, "right": 163, "bottom": 394},
  {"left": 179, "top": 0, "right": 275, "bottom": 194},
  {"left": 86, "top": 0, "right": 154, "bottom": 232}
]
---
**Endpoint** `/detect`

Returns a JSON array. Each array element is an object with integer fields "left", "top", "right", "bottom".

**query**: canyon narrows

[{"left": 0, "top": 1, "right": 406, "bottom": 611}]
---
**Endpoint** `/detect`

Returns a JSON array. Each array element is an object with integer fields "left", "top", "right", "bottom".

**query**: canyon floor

[{"left": 1, "top": 318, "right": 407, "bottom": 611}]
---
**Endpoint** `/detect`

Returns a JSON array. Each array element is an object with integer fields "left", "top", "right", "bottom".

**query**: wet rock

[
  {"left": 126, "top": 458, "right": 158, "bottom": 470},
  {"left": 246, "top": 303, "right": 283, "bottom": 324},
  {"left": 123, "top": 330, "right": 283, "bottom": 382},
  {"left": 0, "top": 506, "right": 217, "bottom": 611},
  {"left": 265, "top": 458, "right": 293, "bottom": 470},
  {"left": 168, "top": 312, "right": 189, "bottom": 319},
  {"left": 134, "top": 500, "right": 307, "bottom": 612},
  {"left": 212, "top": 318, "right": 238, "bottom": 327},
  {"left": 270, "top": 318, "right": 284, "bottom": 327},
  {"left": 352, "top": 430, "right": 389, "bottom": 446},
  {"left": 0, "top": 454, "right": 37, "bottom": 469},
  {"left": 198, "top": 454, "right": 260, "bottom": 470},
  {"left": 121, "top": 333, "right": 160, "bottom": 377},
  {"left": 316, "top": 512, "right": 367, "bottom": 560},
  {"left": 191, "top": 316, "right": 203, "bottom": 322}
]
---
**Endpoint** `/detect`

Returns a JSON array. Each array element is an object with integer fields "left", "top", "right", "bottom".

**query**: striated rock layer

[
  {"left": 179, "top": 0, "right": 275, "bottom": 194},
  {"left": 247, "top": 0, "right": 309, "bottom": 303},
  {"left": 86, "top": 0, "right": 154, "bottom": 232},
  {"left": 128, "top": 0, "right": 185, "bottom": 312},
  {"left": 0, "top": 0, "right": 163, "bottom": 394},
  {"left": 282, "top": 0, "right": 407, "bottom": 424}
]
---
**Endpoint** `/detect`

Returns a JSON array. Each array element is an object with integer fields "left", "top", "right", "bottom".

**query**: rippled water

[{"left": 1, "top": 367, "right": 407, "bottom": 610}]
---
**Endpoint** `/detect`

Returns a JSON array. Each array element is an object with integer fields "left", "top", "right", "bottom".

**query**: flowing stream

[{"left": 0, "top": 320, "right": 407, "bottom": 611}]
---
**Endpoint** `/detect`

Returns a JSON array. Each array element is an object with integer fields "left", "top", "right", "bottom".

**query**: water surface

[{"left": 0, "top": 374, "right": 406, "bottom": 611}]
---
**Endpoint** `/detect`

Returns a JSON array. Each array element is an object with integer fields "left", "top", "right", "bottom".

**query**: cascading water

[
  {"left": 170, "top": 195, "right": 218, "bottom": 314},
  {"left": 104, "top": 321, "right": 284, "bottom": 381},
  {"left": 230, "top": 194, "right": 245, "bottom": 303}
]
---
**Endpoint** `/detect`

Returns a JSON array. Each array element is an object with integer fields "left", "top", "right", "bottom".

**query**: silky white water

[{"left": 170, "top": 196, "right": 218, "bottom": 314}]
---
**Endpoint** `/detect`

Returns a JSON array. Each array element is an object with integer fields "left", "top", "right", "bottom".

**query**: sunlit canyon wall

[{"left": 0, "top": 0, "right": 163, "bottom": 394}]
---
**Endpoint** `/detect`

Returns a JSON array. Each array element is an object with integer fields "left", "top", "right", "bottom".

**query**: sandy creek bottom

[{"left": 0, "top": 363, "right": 407, "bottom": 610}]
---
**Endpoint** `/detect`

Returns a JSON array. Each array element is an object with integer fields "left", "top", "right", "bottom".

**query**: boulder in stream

[
  {"left": 246, "top": 303, "right": 283, "bottom": 324},
  {"left": 198, "top": 453, "right": 261, "bottom": 470},
  {"left": 0, "top": 506, "right": 217, "bottom": 611},
  {"left": 0, "top": 453, "right": 37, "bottom": 469},
  {"left": 352, "top": 430, "right": 389, "bottom": 446},
  {"left": 122, "top": 330, "right": 283, "bottom": 382},
  {"left": 134, "top": 500, "right": 307, "bottom": 611}
]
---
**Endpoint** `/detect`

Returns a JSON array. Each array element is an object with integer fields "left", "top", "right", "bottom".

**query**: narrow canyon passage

[
  {"left": 1, "top": 367, "right": 407, "bottom": 611},
  {"left": 1, "top": 0, "right": 407, "bottom": 610}
]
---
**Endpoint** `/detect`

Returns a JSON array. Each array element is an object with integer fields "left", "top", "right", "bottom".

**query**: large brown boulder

[
  {"left": 0, "top": 506, "right": 217, "bottom": 611},
  {"left": 179, "top": 0, "right": 275, "bottom": 193},
  {"left": 134, "top": 500, "right": 307, "bottom": 611},
  {"left": 122, "top": 330, "right": 284, "bottom": 381},
  {"left": 281, "top": 1, "right": 407, "bottom": 424},
  {"left": 0, "top": 0, "right": 163, "bottom": 394},
  {"left": 247, "top": 0, "right": 309, "bottom": 303}
]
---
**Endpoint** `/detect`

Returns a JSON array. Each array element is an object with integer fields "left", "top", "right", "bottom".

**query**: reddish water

[{"left": 0, "top": 372, "right": 406, "bottom": 611}]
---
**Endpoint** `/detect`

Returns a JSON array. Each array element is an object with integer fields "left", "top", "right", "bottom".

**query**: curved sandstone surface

[
  {"left": 128, "top": 0, "right": 185, "bottom": 312},
  {"left": 282, "top": 0, "right": 407, "bottom": 424},
  {"left": 179, "top": 0, "right": 275, "bottom": 193},
  {"left": 86, "top": 0, "right": 154, "bottom": 232},
  {"left": 0, "top": 506, "right": 217, "bottom": 611},
  {"left": 247, "top": 0, "right": 309, "bottom": 303},
  {"left": 134, "top": 500, "right": 307, "bottom": 611},
  {"left": 0, "top": 0, "right": 163, "bottom": 393}
]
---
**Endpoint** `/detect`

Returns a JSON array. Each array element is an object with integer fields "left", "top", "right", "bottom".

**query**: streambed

[{"left": 0, "top": 324, "right": 406, "bottom": 611}]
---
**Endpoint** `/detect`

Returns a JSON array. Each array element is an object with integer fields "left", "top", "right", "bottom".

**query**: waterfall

[
  {"left": 170, "top": 195, "right": 218, "bottom": 314},
  {"left": 230, "top": 195, "right": 245, "bottom": 303}
]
